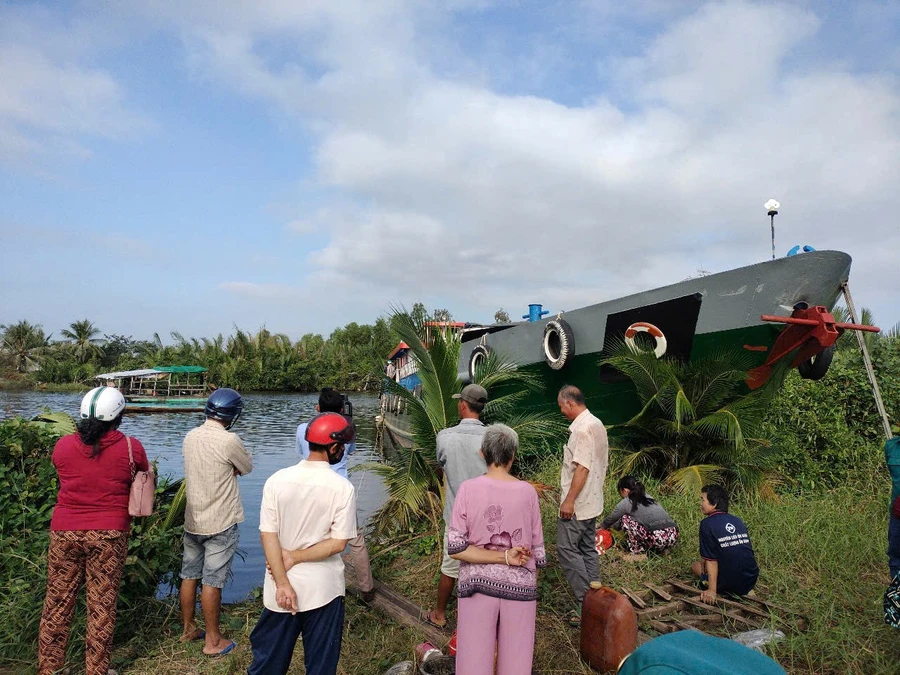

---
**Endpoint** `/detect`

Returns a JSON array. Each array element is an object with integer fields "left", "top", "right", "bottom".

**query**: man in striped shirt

[{"left": 179, "top": 388, "right": 253, "bottom": 656}]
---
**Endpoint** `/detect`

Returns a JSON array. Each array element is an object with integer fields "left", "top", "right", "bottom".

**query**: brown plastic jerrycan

[{"left": 580, "top": 582, "right": 638, "bottom": 672}]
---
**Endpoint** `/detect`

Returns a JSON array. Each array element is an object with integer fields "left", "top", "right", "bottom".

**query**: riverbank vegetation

[
  {"left": 0, "top": 304, "right": 452, "bottom": 393},
  {"left": 0, "top": 414, "right": 184, "bottom": 672}
]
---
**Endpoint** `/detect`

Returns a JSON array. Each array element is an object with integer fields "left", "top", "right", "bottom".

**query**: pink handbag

[{"left": 127, "top": 436, "right": 156, "bottom": 517}]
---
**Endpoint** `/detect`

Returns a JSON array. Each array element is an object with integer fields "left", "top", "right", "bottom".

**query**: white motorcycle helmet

[{"left": 80, "top": 386, "right": 126, "bottom": 421}]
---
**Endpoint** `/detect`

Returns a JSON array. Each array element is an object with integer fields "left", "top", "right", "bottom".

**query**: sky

[{"left": 1, "top": 0, "right": 898, "bottom": 343}]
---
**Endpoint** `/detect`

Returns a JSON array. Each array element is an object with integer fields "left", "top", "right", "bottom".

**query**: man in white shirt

[
  {"left": 247, "top": 413, "right": 357, "bottom": 675},
  {"left": 557, "top": 384, "right": 609, "bottom": 627},
  {"left": 296, "top": 387, "right": 374, "bottom": 599}
]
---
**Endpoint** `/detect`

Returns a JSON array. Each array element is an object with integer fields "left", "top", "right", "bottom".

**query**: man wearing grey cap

[{"left": 422, "top": 383, "right": 488, "bottom": 629}]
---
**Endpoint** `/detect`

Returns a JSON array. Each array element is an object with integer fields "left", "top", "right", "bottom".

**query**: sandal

[
  {"left": 567, "top": 609, "right": 581, "bottom": 628},
  {"left": 421, "top": 609, "right": 448, "bottom": 629}
]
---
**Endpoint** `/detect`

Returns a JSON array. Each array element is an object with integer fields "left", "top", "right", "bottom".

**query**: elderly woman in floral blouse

[{"left": 448, "top": 423, "right": 546, "bottom": 675}]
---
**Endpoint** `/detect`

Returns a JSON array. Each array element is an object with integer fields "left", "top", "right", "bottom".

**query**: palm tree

[
  {"left": 1, "top": 320, "right": 50, "bottom": 372},
  {"left": 60, "top": 319, "right": 104, "bottom": 364},
  {"left": 831, "top": 305, "right": 878, "bottom": 352},
  {"left": 601, "top": 338, "right": 783, "bottom": 496},
  {"left": 368, "top": 311, "right": 565, "bottom": 535}
]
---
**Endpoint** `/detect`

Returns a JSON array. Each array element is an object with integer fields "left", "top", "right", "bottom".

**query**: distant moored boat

[{"left": 94, "top": 366, "right": 210, "bottom": 413}]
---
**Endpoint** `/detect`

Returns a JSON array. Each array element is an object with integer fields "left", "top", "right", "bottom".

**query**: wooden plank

[
  {"left": 636, "top": 601, "right": 686, "bottom": 619},
  {"left": 621, "top": 587, "right": 648, "bottom": 609},
  {"left": 675, "top": 613, "right": 724, "bottom": 626},
  {"left": 678, "top": 597, "right": 763, "bottom": 629},
  {"left": 645, "top": 583, "right": 673, "bottom": 602},
  {"left": 664, "top": 579, "right": 771, "bottom": 620},
  {"left": 664, "top": 578, "right": 809, "bottom": 631},
  {"left": 343, "top": 554, "right": 450, "bottom": 647},
  {"left": 647, "top": 619, "right": 678, "bottom": 634},
  {"left": 671, "top": 618, "right": 701, "bottom": 632}
]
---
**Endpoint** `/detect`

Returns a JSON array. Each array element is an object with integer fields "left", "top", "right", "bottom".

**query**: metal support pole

[
  {"left": 770, "top": 213, "right": 776, "bottom": 260},
  {"left": 841, "top": 282, "right": 893, "bottom": 440}
]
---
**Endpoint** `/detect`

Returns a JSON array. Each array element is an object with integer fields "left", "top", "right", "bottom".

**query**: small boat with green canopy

[{"left": 94, "top": 366, "right": 210, "bottom": 413}]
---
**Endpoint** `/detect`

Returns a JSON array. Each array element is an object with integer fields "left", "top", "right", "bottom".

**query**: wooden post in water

[{"left": 841, "top": 282, "right": 893, "bottom": 440}]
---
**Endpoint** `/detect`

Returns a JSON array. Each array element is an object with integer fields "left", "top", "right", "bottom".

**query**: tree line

[{"left": 0, "top": 303, "right": 485, "bottom": 392}]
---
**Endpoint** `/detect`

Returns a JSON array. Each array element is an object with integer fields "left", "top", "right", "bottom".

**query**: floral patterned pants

[
  {"left": 621, "top": 514, "right": 679, "bottom": 555},
  {"left": 38, "top": 530, "right": 128, "bottom": 675}
]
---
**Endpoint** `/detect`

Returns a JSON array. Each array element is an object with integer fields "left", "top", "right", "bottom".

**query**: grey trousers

[
  {"left": 349, "top": 532, "right": 374, "bottom": 592},
  {"left": 557, "top": 517, "right": 599, "bottom": 605}
]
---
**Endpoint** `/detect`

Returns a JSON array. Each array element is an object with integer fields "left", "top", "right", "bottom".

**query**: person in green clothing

[
  {"left": 616, "top": 630, "right": 787, "bottom": 674},
  {"left": 885, "top": 427, "right": 900, "bottom": 579}
]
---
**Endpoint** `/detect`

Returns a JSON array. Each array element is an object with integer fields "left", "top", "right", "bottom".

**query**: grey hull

[{"left": 458, "top": 250, "right": 852, "bottom": 381}]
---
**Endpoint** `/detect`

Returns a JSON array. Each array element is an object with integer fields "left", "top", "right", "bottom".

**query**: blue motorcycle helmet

[{"left": 205, "top": 388, "right": 243, "bottom": 429}]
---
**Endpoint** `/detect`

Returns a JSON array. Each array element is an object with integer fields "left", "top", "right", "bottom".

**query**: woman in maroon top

[{"left": 38, "top": 386, "right": 149, "bottom": 675}]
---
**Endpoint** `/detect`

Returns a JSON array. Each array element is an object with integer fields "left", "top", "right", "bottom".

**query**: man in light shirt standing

[
  {"left": 423, "top": 383, "right": 488, "bottom": 629},
  {"left": 247, "top": 412, "right": 357, "bottom": 675},
  {"left": 556, "top": 384, "right": 609, "bottom": 627},
  {"left": 179, "top": 388, "right": 252, "bottom": 656}
]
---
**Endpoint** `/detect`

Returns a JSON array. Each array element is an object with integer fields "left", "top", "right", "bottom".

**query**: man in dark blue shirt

[{"left": 691, "top": 485, "right": 759, "bottom": 604}]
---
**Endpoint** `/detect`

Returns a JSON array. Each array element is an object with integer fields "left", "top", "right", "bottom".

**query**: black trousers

[{"left": 247, "top": 596, "right": 345, "bottom": 675}]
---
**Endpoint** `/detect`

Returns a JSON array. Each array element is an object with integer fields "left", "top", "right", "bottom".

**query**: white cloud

[
  {"left": 39, "top": 1, "right": 900, "bottom": 327},
  {"left": 0, "top": 11, "right": 153, "bottom": 168}
]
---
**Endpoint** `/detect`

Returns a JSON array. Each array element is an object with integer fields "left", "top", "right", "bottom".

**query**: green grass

[{"left": 0, "top": 378, "right": 87, "bottom": 392}]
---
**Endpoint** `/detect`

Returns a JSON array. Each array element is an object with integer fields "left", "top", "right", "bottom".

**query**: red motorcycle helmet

[{"left": 305, "top": 412, "right": 355, "bottom": 445}]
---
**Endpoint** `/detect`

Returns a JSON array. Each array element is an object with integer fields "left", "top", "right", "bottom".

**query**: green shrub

[
  {"left": 765, "top": 338, "right": 899, "bottom": 490},
  {"left": 0, "top": 415, "right": 183, "bottom": 667}
]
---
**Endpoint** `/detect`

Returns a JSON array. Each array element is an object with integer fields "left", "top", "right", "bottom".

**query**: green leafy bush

[
  {"left": 765, "top": 336, "right": 899, "bottom": 490},
  {"left": 0, "top": 414, "right": 184, "bottom": 667}
]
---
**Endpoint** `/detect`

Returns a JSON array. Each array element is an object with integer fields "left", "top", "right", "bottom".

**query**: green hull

[
  {"left": 456, "top": 251, "right": 852, "bottom": 425},
  {"left": 125, "top": 398, "right": 206, "bottom": 413},
  {"left": 515, "top": 323, "right": 780, "bottom": 425}
]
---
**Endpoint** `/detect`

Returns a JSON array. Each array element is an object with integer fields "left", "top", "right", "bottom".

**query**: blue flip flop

[
  {"left": 181, "top": 629, "right": 205, "bottom": 642},
  {"left": 206, "top": 640, "right": 236, "bottom": 657}
]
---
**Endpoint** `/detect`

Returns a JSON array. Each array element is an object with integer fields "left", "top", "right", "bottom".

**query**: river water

[{"left": 0, "top": 390, "right": 387, "bottom": 603}]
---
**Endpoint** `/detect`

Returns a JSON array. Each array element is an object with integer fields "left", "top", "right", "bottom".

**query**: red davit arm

[{"left": 746, "top": 306, "right": 880, "bottom": 389}]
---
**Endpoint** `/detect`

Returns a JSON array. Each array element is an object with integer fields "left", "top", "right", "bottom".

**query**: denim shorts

[{"left": 180, "top": 523, "right": 239, "bottom": 588}]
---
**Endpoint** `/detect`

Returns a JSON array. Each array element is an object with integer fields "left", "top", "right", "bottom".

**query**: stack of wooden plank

[{"left": 621, "top": 578, "right": 808, "bottom": 643}]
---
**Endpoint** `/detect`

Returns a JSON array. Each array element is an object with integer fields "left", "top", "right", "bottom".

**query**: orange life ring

[{"left": 625, "top": 322, "right": 667, "bottom": 358}]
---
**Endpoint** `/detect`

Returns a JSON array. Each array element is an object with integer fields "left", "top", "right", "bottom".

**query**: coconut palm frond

[
  {"left": 604, "top": 340, "right": 775, "bottom": 496},
  {"left": 30, "top": 410, "right": 77, "bottom": 436},
  {"left": 371, "top": 308, "right": 564, "bottom": 533},
  {"left": 163, "top": 480, "right": 187, "bottom": 530},
  {"left": 601, "top": 337, "right": 669, "bottom": 403},
  {"left": 614, "top": 446, "right": 665, "bottom": 476},
  {"left": 366, "top": 446, "right": 441, "bottom": 535},
  {"left": 665, "top": 464, "right": 723, "bottom": 495},
  {"left": 474, "top": 350, "right": 542, "bottom": 392},
  {"left": 691, "top": 409, "right": 745, "bottom": 448},
  {"left": 884, "top": 321, "right": 900, "bottom": 340}
]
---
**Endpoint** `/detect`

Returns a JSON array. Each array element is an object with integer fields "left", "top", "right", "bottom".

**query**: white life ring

[
  {"left": 625, "top": 322, "right": 667, "bottom": 358},
  {"left": 543, "top": 319, "right": 575, "bottom": 370}
]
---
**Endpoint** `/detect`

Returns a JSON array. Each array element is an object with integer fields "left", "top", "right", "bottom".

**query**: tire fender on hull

[
  {"left": 798, "top": 344, "right": 834, "bottom": 380},
  {"left": 468, "top": 344, "right": 493, "bottom": 381},
  {"left": 543, "top": 319, "right": 576, "bottom": 370}
]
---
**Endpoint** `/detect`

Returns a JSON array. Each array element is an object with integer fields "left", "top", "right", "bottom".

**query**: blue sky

[{"left": 1, "top": 0, "right": 898, "bottom": 342}]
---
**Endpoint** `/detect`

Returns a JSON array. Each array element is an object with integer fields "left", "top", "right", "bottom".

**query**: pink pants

[{"left": 456, "top": 593, "right": 537, "bottom": 675}]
